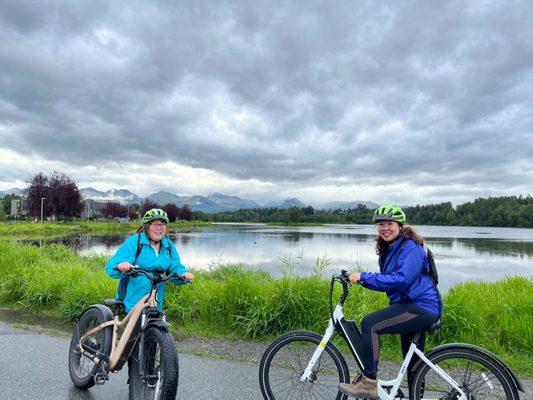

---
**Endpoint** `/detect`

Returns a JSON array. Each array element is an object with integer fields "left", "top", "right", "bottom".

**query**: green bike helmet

[
  {"left": 373, "top": 204, "right": 406, "bottom": 224},
  {"left": 142, "top": 208, "right": 169, "bottom": 224}
]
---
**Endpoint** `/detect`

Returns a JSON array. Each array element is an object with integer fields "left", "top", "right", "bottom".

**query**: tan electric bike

[{"left": 68, "top": 267, "right": 188, "bottom": 400}]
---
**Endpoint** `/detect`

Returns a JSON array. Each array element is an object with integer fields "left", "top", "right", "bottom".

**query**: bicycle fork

[{"left": 300, "top": 318, "right": 336, "bottom": 382}]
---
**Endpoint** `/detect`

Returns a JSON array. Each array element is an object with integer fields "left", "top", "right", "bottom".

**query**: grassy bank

[
  {"left": 0, "top": 241, "right": 530, "bottom": 374},
  {"left": 0, "top": 220, "right": 210, "bottom": 236}
]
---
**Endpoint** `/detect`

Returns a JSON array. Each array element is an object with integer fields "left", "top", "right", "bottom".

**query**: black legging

[{"left": 360, "top": 302, "right": 439, "bottom": 384}]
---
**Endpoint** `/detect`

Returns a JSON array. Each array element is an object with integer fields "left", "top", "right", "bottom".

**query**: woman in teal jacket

[{"left": 105, "top": 208, "right": 194, "bottom": 312}]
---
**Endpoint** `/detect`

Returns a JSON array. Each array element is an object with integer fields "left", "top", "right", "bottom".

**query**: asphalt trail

[{"left": 0, "top": 321, "right": 261, "bottom": 399}]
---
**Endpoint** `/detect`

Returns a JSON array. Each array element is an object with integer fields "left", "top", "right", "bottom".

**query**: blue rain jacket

[
  {"left": 360, "top": 237, "right": 442, "bottom": 316},
  {"left": 105, "top": 232, "right": 188, "bottom": 312}
]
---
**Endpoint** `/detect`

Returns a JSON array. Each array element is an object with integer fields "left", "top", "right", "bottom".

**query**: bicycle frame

[
  {"left": 300, "top": 273, "right": 468, "bottom": 400},
  {"left": 77, "top": 270, "right": 174, "bottom": 376}
]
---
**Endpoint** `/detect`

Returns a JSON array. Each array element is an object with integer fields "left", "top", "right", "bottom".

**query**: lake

[{"left": 27, "top": 223, "right": 533, "bottom": 290}]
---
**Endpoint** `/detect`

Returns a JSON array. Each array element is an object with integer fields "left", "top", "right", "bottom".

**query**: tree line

[
  {"left": 2, "top": 172, "right": 193, "bottom": 222},
  {"left": 3, "top": 171, "right": 531, "bottom": 227},
  {"left": 194, "top": 195, "right": 533, "bottom": 228},
  {"left": 98, "top": 199, "right": 192, "bottom": 222}
]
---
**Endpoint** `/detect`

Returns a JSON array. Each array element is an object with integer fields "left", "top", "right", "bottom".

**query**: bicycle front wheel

[
  {"left": 259, "top": 330, "right": 350, "bottom": 400},
  {"left": 411, "top": 346, "right": 518, "bottom": 400},
  {"left": 129, "top": 327, "right": 179, "bottom": 400}
]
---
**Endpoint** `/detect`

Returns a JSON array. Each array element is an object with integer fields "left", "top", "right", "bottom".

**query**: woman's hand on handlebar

[
  {"left": 348, "top": 272, "right": 362, "bottom": 284},
  {"left": 117, "top": 262, "right": 135, "bottom": 273},
  {"left": 183, "top": 272, "right": 194, "bottom": 281}
]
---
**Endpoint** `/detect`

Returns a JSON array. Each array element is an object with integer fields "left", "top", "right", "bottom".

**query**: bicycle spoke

[
  {"left": 260, "top": 333, "right": 347, "bottom": 400},
  {"left": 414, "top": 350, "right": 513, "bottom": 400}
]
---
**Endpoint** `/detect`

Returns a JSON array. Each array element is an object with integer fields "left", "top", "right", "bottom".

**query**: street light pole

[{"left": 40, "top": 197, "right": 46, "bottom": 223}]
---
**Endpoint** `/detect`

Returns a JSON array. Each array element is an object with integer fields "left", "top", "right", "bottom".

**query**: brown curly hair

[{"left": 375, "top": 224, "right": 424, "bottom": 256}]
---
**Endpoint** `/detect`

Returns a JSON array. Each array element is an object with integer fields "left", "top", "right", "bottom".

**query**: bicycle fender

[
  {"left": 143, "top": 319, "right": 170, "bottom": 332},
  {"left": 414, "top": 342, "right": 524, "bottom": 393},
  {"left": 78, "top": 304, "right": 114, "bottom": 323}
]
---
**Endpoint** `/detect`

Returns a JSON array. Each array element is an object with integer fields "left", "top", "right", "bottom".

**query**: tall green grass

[{"left": 0, "top": 241, "right": 530, "bottom": 374}]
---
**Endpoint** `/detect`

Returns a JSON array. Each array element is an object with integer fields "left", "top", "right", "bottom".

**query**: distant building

[
  {"left": 81, "top": 199, "right": 109, "bottom": 219},
  {"left": 10, "top": 197, "right": 29, "bottom": 217}
]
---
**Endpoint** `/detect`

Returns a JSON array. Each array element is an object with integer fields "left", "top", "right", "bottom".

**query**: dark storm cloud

[{"left": 0, "top": 0, "right": 531, "bottom": 200}]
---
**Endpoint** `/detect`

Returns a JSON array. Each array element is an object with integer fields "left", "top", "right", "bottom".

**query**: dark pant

[{"left": 360, "top": 302, "right": 439, "bottom": 384}]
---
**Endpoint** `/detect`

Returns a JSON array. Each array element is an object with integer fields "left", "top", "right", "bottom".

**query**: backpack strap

[
  {"left": 422, "top": 243, "right": 439, "bottom": 285},
  {"left": 117, "top": 233, "right": 142, "bottom": 302},
  {"left": 165, "top": 235, "right": 172, "bottom": 259}
]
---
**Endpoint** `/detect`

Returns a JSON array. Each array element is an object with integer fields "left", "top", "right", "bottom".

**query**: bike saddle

[{"left": 425, "top": 319, "right": 441, "bottom": 333}]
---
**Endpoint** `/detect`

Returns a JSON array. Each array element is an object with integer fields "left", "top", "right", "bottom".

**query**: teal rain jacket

[{"left": 105, "top": 232, "right": 188, "bottom": 312}]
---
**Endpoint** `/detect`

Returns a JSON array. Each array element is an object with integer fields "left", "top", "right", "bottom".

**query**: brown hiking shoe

[{"left": 338, "top": 374, "right": 378, "bottom": 399}]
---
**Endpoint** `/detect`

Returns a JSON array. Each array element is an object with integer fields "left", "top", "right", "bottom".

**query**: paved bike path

[{"left": 0, "top": 321, "right": 261, "bottom": 399}]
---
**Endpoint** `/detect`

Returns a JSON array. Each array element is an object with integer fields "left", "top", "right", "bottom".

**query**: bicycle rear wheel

[
  {"left": 129, "top": 327, "right": 179, "bottom": 400},
  {"left": 68, "top": 307, "right": 112, "bottom": 389},
  {"left": 411, "top": 346, "right": 518, "bottom": 400},
  {"left": 259, "top": 330, "right": 350, "bottom": 400}
]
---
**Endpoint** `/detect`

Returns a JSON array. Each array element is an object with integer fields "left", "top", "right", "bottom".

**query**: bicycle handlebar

[
  {"left": 329, "top": 269, "right": 354, "bottom": 322},
  {"left": 114, "top": 266, "right": 190, "bottom": 284}
]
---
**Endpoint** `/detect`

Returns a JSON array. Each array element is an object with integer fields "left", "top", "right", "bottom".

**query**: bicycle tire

[
  {"left": 411, "top": 346, "right": 519, "bottom": 400},
  {"left": 129, "top": 327, "right": 179, "bottom": 400},
  {"left": 259, "top": 330, "right": 350, "bottom": 400},
  {"left": 68, "top": 306, "right": 113, "bottom": 389}
]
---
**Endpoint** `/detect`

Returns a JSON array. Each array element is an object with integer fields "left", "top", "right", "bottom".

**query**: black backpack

[
  {"left": 117, "top": 233, "right": 172, "bottom": 302},
  {"left": 423, "top": 244, "right": 439, "bottom": 285}
]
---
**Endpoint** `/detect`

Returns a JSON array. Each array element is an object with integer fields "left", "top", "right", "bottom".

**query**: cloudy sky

[{"left": 0, "top": 1, "right": 531, "bottom": 206}]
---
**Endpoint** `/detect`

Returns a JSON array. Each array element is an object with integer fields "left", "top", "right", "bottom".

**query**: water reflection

[{"left": 13, "top": 224, "right": 533, "bottom": 290}]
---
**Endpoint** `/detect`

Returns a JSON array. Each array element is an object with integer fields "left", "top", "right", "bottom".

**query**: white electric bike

[{"left": 259, "top": 270, "right": 524, "bottom": 400}]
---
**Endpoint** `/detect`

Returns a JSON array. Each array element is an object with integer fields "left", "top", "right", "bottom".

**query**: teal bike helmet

[
  {"left": 142, "top": 208, "right": 169, "bottom": 224},
  {"left": 373, "top": 204, "right": 406, "bottom": 224}
]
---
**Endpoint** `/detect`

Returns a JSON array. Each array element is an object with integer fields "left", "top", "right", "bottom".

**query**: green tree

[
  {"left": 284, "top": 206, "right": 302, "bottom": 223},
  {"left": 2, "top": 194, "right": 21, "bottom": 215}
]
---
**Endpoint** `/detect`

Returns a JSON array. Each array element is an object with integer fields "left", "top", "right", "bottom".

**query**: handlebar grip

[{"left": 172, "top": 273, "right": 192, "bottom": 284}]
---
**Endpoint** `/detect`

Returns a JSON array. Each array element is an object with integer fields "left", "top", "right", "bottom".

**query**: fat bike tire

[
  {"left": 411, "top": 346, "right": 519, "bottom": 400},
  {"left": 129, "top": 327, "right": 179, "bottom": 400},
  {"left": 259, "top": 330, "right": 350, "bottom": 400},
  {"left": 68, "top": 307, "right": 112, "bottom": 389}
]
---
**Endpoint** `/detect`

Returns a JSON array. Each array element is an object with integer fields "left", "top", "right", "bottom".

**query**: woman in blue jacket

[
  {"left": 105, "top": 208, "right": 194, "bottom": 313},
  {"left": 339, "top": 205, "right": 441, "bottom": 399}
]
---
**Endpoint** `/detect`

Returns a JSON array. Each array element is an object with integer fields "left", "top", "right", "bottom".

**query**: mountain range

[
  {"left": 0, "top": 188, "right": 24, "bottom": 197},
  {"left": 3, "top": 186, "right": 377, "bottom": 213},
  {"left": 78, "top": 188, "right": 377, "bottom": 212}
]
